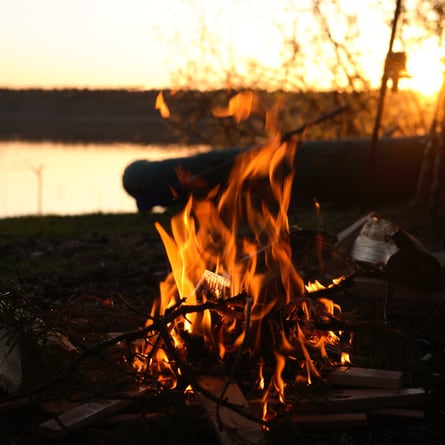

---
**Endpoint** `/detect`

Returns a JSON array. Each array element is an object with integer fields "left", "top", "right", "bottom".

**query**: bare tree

[{"left": 159, "top": 0, "right": 444, "bottom": 145}]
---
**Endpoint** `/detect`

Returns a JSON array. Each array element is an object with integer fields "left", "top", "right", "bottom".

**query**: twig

[
  {"left": 157, "top": 320, "right": 270, "bottom": 429},
  {"left": 216, "top": 295, "right": 253, "bottom": 430},
  {"left": 3, "top": 325, "right": 156, "bottom": 401},
  {"left": 281, "top": 106, "right": 348, "bottom": 142},
  {"left": 2, "top": 295, "right": 246, "bottom": 402}
]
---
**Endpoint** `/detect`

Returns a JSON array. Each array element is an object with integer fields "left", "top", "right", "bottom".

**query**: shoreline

[
  {"left": 0, "top": 87, "right": 436, "bottom": 146},
  {"left": 0, "top": 88, "right": 199, "bottom": 145},
  {"left": 0, "top": 112, "right": 179, "bottom": 145}
]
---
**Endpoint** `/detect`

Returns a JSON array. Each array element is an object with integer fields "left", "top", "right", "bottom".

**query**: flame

[
  {"left": 135, "top": 92, "right": 348, "bottom": 420},
  {"left": 341, "top": 351, "right": 351, "bottom": 365},
  {"left": 212, "top": 91, "right": 262, "bottom": 122},
  {"left": 305, "top": 276, "right": 345, "bottom": 294},
  {"left": 258, "top": 361, "right": 265, "bottom": 390},
  {"left": 155, "top": 91, "right": 171, "bottom": 118},
  {"left": 184, "top": 384, "right": 194, "bottom": 394},
  {"left": 133, "top": 332, "right": 178, "bottom": 389}
]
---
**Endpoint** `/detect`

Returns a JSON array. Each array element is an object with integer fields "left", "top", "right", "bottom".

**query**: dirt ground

[{"left": 0, "top": 204, "right": 444, "bottom": 444}]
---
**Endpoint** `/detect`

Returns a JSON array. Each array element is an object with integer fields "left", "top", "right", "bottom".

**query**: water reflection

[{"left": 0, "top": 141, "right": 211, "bottom": 218}]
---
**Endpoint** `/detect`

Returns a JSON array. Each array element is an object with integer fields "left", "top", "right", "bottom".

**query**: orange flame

[
  {"left": 155, "top": 91, "right": 171, "bottom": 118},
  {"left": 136, "top": 92, "right": 348, "bottom": 418},
  {"left": 305, "top": 276, "right": 345, "bottom": 294},
  {"left": 341, "top": 351, "right": 351, "bottom": 365},
  {"left": 212, "top": 91, "right": 262, "bottom": 122}
]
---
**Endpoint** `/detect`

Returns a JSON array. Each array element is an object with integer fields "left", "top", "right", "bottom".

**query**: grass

[
  {"left": 0, "top": 213, "right": 165, "bottom": 310},
  {"left": 0, "top": 203, "right": 439, "bottom": 290},
  {"left": 0, "top": 205, "right": 359, "bottom": 242},
  {"left": 0, "top": 212, "right": 158, "bottom": 243},
  {"left": 0, "top": 205, "right": 361, "bottom": 332},
  {"left": 0, "top": 204, "right": 440, "bottom": 368}
]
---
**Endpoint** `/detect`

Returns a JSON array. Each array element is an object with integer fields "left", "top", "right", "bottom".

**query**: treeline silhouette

[{"left": 0, "top": 88, "right": 435, "bottom": 146}]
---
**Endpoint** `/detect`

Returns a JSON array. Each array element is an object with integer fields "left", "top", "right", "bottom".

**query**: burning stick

[
  {"left": 156, "top": 321, "right": 271, "bottom": 430},
  {"left": 216, "top": 295, "right": 253, "bottom": 429}
]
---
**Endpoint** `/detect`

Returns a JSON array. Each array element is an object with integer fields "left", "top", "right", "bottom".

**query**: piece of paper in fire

[
  {"left": 200, "top": 270, "right": 231, "bottom": 300},
  {"left": 350, "top": 216, "right": 399, "bottom": 267}
]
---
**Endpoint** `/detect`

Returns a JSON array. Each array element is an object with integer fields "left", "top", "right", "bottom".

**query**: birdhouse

[{"left": 386, "top": 51, "right": 410, "bottom": 92}]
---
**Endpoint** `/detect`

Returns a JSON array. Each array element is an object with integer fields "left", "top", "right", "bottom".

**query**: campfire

[
  {"left": 132, "top": 94, "right": 354, "bottom": 425},
  {"left": 4, "top": 92, "right": 441, "bottom": 444}
]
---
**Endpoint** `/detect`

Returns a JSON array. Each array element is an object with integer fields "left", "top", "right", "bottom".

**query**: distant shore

[
  {"left": 0, "top": 87, "right": 434, "bottom": 146},
  {"left": 0, "top": 88, "right": 261, "bottom": 146},
  {"left": 0, "top": 88, "right": 180, "bottom": 144}
]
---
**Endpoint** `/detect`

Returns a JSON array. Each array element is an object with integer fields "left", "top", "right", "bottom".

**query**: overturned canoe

[{"left": 122, "top": 136, "right": 427, "bottom": 211}]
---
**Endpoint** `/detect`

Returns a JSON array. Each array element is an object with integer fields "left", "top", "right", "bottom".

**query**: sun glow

[
  {"left": 2, "top": 0, "right": 445, "bottom": 95},
  {"left": 401, "top": 41, "right": 444, "bottom": 98}
]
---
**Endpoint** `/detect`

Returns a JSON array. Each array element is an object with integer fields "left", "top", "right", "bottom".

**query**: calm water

[{"left": 0, "top": 141, "right": 211, "bottom": 218}]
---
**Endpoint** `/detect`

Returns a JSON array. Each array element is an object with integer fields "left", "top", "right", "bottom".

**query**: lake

[{"left": 0, "top": 141, "right": 212, "bottom": 218}]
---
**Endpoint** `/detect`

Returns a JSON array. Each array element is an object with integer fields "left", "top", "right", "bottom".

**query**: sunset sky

[{"left": 1, "top": 0, "right": 444, "bottom": 95}]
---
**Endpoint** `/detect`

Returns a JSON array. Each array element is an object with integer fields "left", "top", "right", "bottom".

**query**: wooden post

[{"left": 359, "top": 0, "right": 403, "bottom": 211}]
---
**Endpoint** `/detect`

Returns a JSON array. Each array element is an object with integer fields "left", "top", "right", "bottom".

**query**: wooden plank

[
  {"left": 0, "top": 397, "right": 32, "bottom": 414},
  {"left": 327, "top": 366, "right": 402, "bottom": 389},
  {"left": 196, "top": 376, "right": 265, "bottom": 445},
  {"left": 285, "top": 412, "right": 367, "bottom": 428},
  {"left": 296, "top": 387, "right": 426, "bottom": 413},
  {"left": 367, "top": 408, "right": 425, "bottom": 419},
  {"left": 39, "top": 386, "right": 150, "bottom": 438}
]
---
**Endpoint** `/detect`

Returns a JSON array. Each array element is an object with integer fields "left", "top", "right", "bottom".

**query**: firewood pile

[{"left": 0, "top": 214, "right": 444, "bottom": 445}]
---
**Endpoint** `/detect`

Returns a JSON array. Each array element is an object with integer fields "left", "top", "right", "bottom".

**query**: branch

[{"left": 157, "top": 319, "right": 270, "bottom": 429}]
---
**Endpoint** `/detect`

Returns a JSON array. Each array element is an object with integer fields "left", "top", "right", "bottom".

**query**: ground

[{"left": 0, "top": 204, "right": 444, "bottom": 444}]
